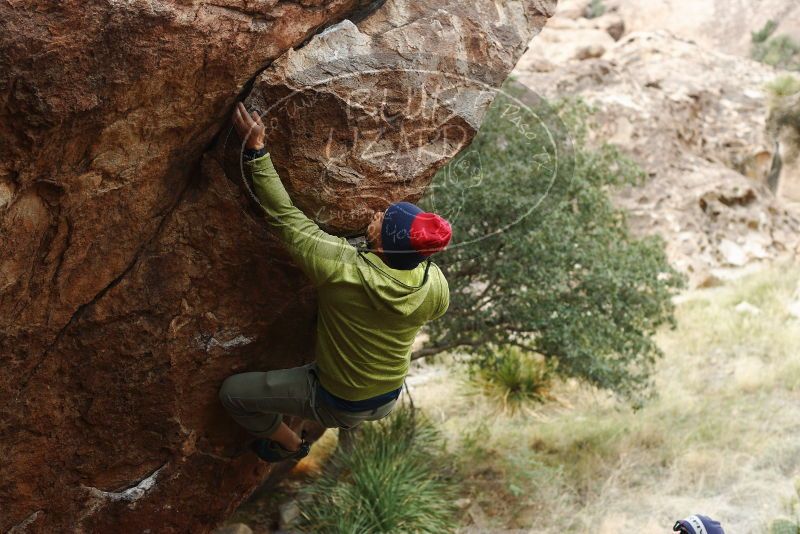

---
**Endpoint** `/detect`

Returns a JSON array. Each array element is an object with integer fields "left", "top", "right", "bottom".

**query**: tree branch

[{"left": 410, "top": 339, "right": 484, "bottom": 361}]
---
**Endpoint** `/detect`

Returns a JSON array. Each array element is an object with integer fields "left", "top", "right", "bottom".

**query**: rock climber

[{"left": 218, "top": 102, "right": 452, "bottom": 462}]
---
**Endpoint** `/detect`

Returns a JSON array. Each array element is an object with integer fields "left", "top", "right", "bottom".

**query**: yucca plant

[
  {"left": 471, "top": 346, "right": 555, "bottom": 411},
  {"left": 766, "top": 75, "right": 800, "bottom": 100},
  {"left": 296, "top": 406, "right": 458, "bottom": 533}
]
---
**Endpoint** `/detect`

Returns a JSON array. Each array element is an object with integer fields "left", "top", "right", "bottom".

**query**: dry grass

[{"left": 409, "top": 261, "right": 800, "bottom": 533}]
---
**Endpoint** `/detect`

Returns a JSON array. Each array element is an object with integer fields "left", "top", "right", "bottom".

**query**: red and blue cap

[{"left": 380, "top": 201, "right": 452, "bottom": 270}]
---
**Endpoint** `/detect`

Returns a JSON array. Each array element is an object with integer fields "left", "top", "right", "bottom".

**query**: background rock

[
  {"left": 515, "top": 30, "right": 800, "bottom": 286},
  {"left": 770, "top": 92, "right": 800, "bottom": 202},
  {"left": 525, "top": 12, "right": 617, "bottom": 64},
  {"left": 554, "top": 0, "right": 800, "bottom": 58},
  {"left": 607, "top": 0, "right": 800, "bottom": 58},
  {"left": 0, "top": 0, "right": 555, "bottom": 532}
]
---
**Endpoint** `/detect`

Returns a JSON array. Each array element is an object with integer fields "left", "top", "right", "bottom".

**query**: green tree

[{"left": 418, "top": 82, "right": 684, "bottom": 398}]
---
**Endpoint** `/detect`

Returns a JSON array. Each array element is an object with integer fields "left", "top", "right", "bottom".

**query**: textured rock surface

[
  {"left": 237, "top": 0, "right": 554, "bottom": 231},
  {"left": 555, "top": 0, "right": 800, "bottom": 58},
  {"left": 771, "top": 92, "right": 800, "bottom": 202},
  {"left": 0, "top": 0, "right": 554, "bottom": 532},
  {"left": 609, "top": 0, "right": 800, "bottom": 58},
  {"left": 516, "top": 30, "right": 800, "bottom": 286}
]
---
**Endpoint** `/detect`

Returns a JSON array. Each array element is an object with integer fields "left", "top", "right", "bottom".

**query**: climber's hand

[{"left": 232, "top": 101, "right": 266, "bottom": 151}]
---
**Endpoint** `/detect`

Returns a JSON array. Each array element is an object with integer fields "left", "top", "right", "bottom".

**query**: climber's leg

[
  {"left": 266, "top": 422, "right": 303, "bottom": 451},
  {"left": 337, "top": 426, "right": 359, "bottom": 453},
  {"left": 218, "top": 363, "right": 317, "bottom": 443}
]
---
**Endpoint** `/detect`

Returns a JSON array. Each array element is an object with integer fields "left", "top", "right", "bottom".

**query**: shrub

[
  {"left": 766, "top": 76, "right": 800, "bottom": 165},
  {"left": 752, "top": 20, "right": 779, "bottom": 45},
  {"left": 770, "top": 519, "right": 800, "bottom": 534},
  {"left": 767, "top": 479, "right": 800, "bottom": 534},
  {"left": 767, "top": 75, "right": 800, "bottom": 100},
  {"left": 584, "top": 0, "right": 606, "bottom": 19},
  {"left": 418, "top": 81, "right": 684, "bottom": 400},
  {"left": 297, "top": 407, "right": 458, "bottom": 533},
  {"left": 752, "top": 20, "right": 800, "bottom": 71},
  {"left": 471, "top": 346, "right": 555, "bottom": 410}
]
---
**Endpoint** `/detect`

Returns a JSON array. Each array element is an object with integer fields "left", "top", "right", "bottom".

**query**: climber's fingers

[
  {"left": 233, "top": 102, "right": 264, "bottom": 146},
  {"left": 233, "top": 102, "right": 266, "bottom": 151},
  {"left": 235, "top": 102, "right": 253, "bottom": 128},
  {"left": 232, "top": 104, "right": 246, "bottom": 135},
  {"left": 250, "top": 111, "right": 266, "bottom": 138}
]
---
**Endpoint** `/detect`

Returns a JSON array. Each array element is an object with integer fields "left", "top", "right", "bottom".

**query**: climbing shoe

[{"left": 250, "top": 437, "right": 310, "bottom": 463}]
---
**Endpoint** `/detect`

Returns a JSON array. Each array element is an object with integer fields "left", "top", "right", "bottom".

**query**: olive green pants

[{"left": 218, "top": 362, "right": 398, "bottom": 438}]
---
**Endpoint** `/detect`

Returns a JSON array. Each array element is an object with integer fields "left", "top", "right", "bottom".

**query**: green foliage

[
  {"left": 767, "top": 75, "right": 800, "bottom": 100},
  {"left": 584, "top": 0, "right": 607, "bottom": 19},
  {"left": 297, "top": 407, "right": 458, "bottom": 533},
  {"left": 420, "top": 82, "right": 684, "bottom": 399},
  {"left": 768, "top": 479, "right": 800, "bottom": 534},
  {"left": 752, "top": 20, "right": 779, "bottom": 44},
  {"left": 766, "top": 76, "right": 800, "bottom": 146},
  {"left": 471, "top": 346, "right": 555, "bottom": 410},
  {"left": 770, "top": 519, "right": 800, "bottom": 534},
  {"left": 751, "top": 21, "right": 800, "bottom": 71}
]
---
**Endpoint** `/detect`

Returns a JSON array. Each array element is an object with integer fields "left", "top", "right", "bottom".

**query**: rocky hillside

[
  {"left": 609, "top": 0, "right": 800, "bottom": 58},
  {"left": 0, "top": 1, "right": 555, "bottom": 532},
  {"left": 514, "top": 0, "right": 800, "bottom": 286}
]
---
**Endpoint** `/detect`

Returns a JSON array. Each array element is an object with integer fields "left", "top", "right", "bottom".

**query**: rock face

[
  {"left": 0, "top": 0, "right": 554, "bottom": 532},
  {"left": 516, "top": 29, "right": 800, "bottom": 285},
  {"left": 771, "top": 92, "right": 800, "bottom": 202},
  {"left": 553, "top": 0, "right": 800, "bottom": 58},
  {"left": 237, "top": 0, "right": 556, "bottom": 232},
  {"left": 608, "top": 0, "right": 800, "bottom": 58}
]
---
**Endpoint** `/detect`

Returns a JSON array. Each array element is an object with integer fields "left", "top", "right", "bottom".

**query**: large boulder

[
  {"left": 236, "top": 0, "right": 555, "bottom": 231},
  {"left": 0, "top": 0, "right": 555, "bottom": 532}
]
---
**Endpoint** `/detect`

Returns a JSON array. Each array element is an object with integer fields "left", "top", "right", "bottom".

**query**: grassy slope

[{"left": 410, "top": 262, "right": 800, "bottom": 533}]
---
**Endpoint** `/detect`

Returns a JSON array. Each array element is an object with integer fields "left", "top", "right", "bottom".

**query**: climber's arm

[
  {"left": 233, "top": 102, "right": 347, "bottom": 286},
  {"left": 247, "top": 153, "right": 347, "bottom": 285}
]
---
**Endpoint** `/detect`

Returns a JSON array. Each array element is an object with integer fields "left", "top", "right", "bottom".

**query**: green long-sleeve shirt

[{"left": 247, "top": 153, "right": 449, "bottom": 401}]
